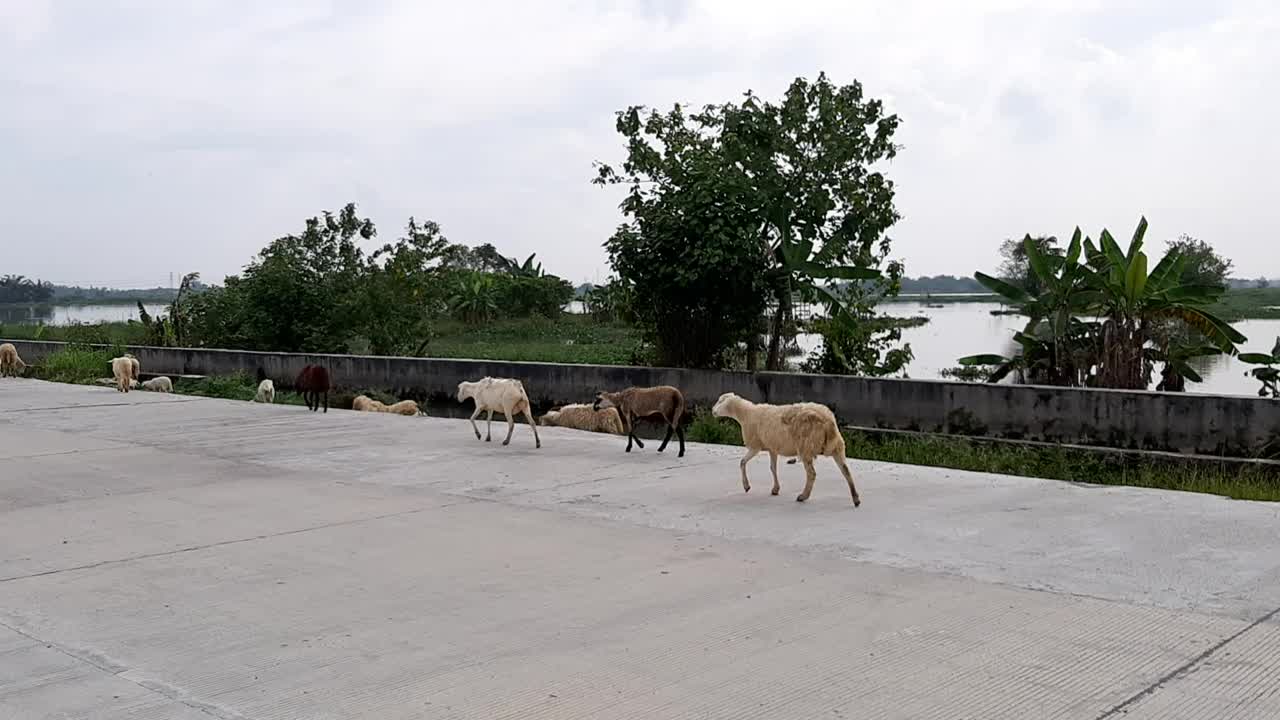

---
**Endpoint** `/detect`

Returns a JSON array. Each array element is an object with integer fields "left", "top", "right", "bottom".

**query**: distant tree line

[{"left": 146, "top": 203, "right": 575, "bottom": 355}]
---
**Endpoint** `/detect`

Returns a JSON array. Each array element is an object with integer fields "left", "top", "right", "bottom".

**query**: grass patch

[
  {"left": 0, "top": 321, "right": 149, "bottom": 346},
  {"left": 33, "top": 344, "right": 124, "bottom": 385},
  {"left": 1208, "top": 287, "right": 1280, "bottom": 321},
  {"left": 426, "top": 315, "right": 642, "bottom": 365},
  {"left": 174, "top": 373, "right": 311, "bottom": 407},
  {"left": 686, "top": 412, "right": 1280, "bottom": 501}
]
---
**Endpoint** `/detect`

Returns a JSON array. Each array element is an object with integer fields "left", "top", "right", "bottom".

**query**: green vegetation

[
  {"left": 0, "top": 275, "right": 54, "bottom": 304},
  {"left": 31, "top": 344, "right": 121, "bottom": 385},
  {"left": 596, "top": 72, "right": 907, "bottom": 373},
  {"left": 1207, "top": 287, "right": 1280, "bottom": 320},
  {"left": 0, "top": 321, "right": 149, "bottom": 345},
  {"left": 425, "top": 315, "right": 641, "bottom": 365},
  {"left": 961, "top": 219, "right": 1246, "bottom": 391},
  {"left": 1240, "top": 337, "right": 1280, "bottom": 398},
  {"left": 686, "top": 411, "right": 1280, "bottom": 502}
]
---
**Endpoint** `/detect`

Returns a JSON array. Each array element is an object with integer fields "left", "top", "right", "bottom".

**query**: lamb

[
  {"left": 456, "top": 377, "right": 541, "bottom": 448},
  {"left": 593, "top": 385, "right": 686, "bottom": 457},
  {"left": 254, "top": 379, "right": 275, "bottom": 404},
  {"left": 141, "top": 376, "right": 173, "bottom": 393},
  {"left": 0, "top": 343, "right": 25, "bottom": 377},
  {"left": 538, "top": 404, "right": 625, "bottom": 435},
  {"left": 711, "top": 392, "right": 860, "bottom": 505},
  {"left": 110, "top": 355, "right": 139, "bottom": 393},
  {"left": 295, "top": 365, "right": 330, "bottom": 412}
]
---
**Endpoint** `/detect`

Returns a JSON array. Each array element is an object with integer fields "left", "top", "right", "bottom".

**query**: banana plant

[
  {"left": 963, "top": 230, "right": 1099, "bottom": 385},
  {"left": 1239, "top": 337, "right": 1280, "bottom": 398},
  {"left": 1149, "top": 343, "right": 1222, "bottom": 392},
  {"left": 1083, "top": 217, "right": 1245, "bottom": 389}
]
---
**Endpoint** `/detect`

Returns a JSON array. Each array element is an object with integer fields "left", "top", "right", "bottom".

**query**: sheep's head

[
  {"left": 455, "top": 382, "right": 472, "bottom": 403},
  {"left": 592, "top": 392, "right": 616, "bottom": 412},
  {"left": 711, "top": 392, "right": 739, "bottom": 417}
]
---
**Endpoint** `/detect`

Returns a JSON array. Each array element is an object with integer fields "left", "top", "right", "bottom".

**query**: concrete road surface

[{"left": 2, "top": 378, "right": 1280, "bottom": 719}]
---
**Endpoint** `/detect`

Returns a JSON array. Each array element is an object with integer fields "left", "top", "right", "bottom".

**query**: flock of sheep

[{"left": 0, "top": 344, "right": 862, "bottom": 505}]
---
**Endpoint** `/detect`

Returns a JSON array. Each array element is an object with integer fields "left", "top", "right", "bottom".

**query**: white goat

[
  {"left": 538, "top": 404, "right": 625, "bottom": 435},
  {"left": 456, "top": 377, "right": 541, "bottom": 448},
  {"left": 255, "top": 379, "right": 275, "bottom": 403},
  {"left": 711, "top": 392, "right": 860, "bottom": 505},
  {"left": 0, "top": 343, "right": 26, "bottom": 377},
  {"left": 141, "top": 376, "right": 173, "bottom": 393},
  {"left": 110, "top": 356, "right": 138, "bottom": 393}
]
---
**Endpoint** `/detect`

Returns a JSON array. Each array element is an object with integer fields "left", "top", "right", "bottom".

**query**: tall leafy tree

[
  {"left": 596, "top": 73, "right": 902, "bottom": 371},
  {"left": 1164, "top": 235, "right": 1234, "bottom": 287}
]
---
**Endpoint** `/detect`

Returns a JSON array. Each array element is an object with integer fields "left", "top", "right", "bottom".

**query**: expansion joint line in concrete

[
  {"left": 1095, "top": 603, "right": 1280, "bottom": 718},
  {"left": 0, "top": 500, "right": 470, "bottom": 584}
]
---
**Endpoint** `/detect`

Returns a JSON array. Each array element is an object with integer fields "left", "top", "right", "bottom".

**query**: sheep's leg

[
  {"left": 502, "top": 409, "right": 516, "bottom": 446},
  {"left": 769, "top": 452, "right": 781, "bottom": 496},
  {"left": 485, "top": 409, "right": 494, "bottom": 442},
  {"left": 739, "top": 448, "right": 760, "bottom": 492},
  {"left": 797, "top": 456, "right": 817, "bottom": 502},
  {"left": 468, "top": 407, "right": 483, "bottom": 440},
  {"left": 631, "top": 416, "right": 645, "bottom": 449},
  {"left": 522, "top": 406, "right": 541, "bottom": 449},
  {"left": 676, "top": 423, "right": 685, "bottom": 458},
  {"left": 322, "top": 390, "right": 328, "bottom": 413},
  {"left": 834, "top": 455, "right": 861, "bottom": 507}
]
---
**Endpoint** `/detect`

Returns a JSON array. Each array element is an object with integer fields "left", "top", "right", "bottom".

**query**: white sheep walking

[
  {"left": 456, "top": 377, "right": 541, "bottom": 448},
  {"left": 255, "top": 379, "right": 275, "bottom": 403},
  {"left": 110, "top": 355, "right": 139, "bottom": 393},
  {"left": 141, "top": 376, "right": 173, "bottom": 392},
  {"left": 711, "top": 392, "right": 860, "bottom": 505}
]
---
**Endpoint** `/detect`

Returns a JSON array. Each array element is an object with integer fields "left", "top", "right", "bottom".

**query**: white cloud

[{"left": 0, "top": 0, "right": 1276, "bottom": 288}]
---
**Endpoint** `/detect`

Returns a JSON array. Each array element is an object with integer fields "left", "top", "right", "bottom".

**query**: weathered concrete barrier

[{"left": 7, "top": 339, "right": 1279, "bottom": 457}]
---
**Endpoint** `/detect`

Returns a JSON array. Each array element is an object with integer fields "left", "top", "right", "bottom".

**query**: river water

[{"left": 8, "top": 302, "right": 1277, "bottom": 397}]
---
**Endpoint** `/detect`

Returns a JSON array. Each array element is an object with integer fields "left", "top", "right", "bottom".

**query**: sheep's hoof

[
  {"left": 796, "top": 494, "right": 809, "bottom": 503},
  {"left": 502, "top": 440, "right": 510, "bottom": 446},
  {"left": 852, "top": 498, "right": 861, "bottom": 507},
  {"left": 771, "top": 488, "right": 780, "bottom": 496}
]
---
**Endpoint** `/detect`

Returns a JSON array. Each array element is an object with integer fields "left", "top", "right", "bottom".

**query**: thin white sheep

[
  {"left": 110, "top": 356, "right": 139, "bottom": 393},
  {"left": 711, "top": 392, "right": 860, "bottom": 505},
  {"left": 456, "top": 377, "right": 541, "bottom": 448},
  {"left": 141, "top": 376, "right": 173, "bottom": 392},
  {"left": 255, "top": 379, "right": 275, "bottom": 404},
  {"left": 538, "top": 404, "right": 625, "bottom": 435}
]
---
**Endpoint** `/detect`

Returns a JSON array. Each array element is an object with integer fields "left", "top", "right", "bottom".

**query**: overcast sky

[{"left": 2, "top": 0, "right": 1277, "bottom": 288}]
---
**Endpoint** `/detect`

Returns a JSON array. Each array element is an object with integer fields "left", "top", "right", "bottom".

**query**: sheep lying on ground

[
  {"left": 593, "top": 385, "right": 686, "bottom": 457},
  {"left": 456, "top": 377, "right": 540, "bottom": 448},
  {"left": 386, "top": 399, "right": 422, "bottom": 416},
  {"left": 538, "top": 404, "right": 625, "bottom": 435},
  {"left": 0, "top": 343, "right": 25, "bottom": 377},
  {"left": 141, "top": 376, "right": 173, "bottom": 393},
  {"left": 711, "top": 392, "right": 860, "bottom": 505},
  {"left": 255, "top": 379, "right": 275, "bottom": 404},
  {"left": 110, "top": 355, "right": 139, "bottom": 393},
  {"left": 353, "top": 395, "right": 423, "bottom": 416},
  {"left": 352, "top": 395, "right": 386, "bottom": 412},
  {"left": 296, "top": 365, "right": 330, "bottom": 412}
]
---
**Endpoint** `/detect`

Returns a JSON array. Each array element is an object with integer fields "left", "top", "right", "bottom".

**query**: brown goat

[
  {"left": 593, "top": 385, "right": 686, "bottom": 457},
  {"left": 296, "top": 365, "right": 330, "bottom": 413}
]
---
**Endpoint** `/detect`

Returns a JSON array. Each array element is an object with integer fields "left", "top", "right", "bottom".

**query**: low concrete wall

[{"left": 7, "top": 339, "right": 1279, "bottom": 457}]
